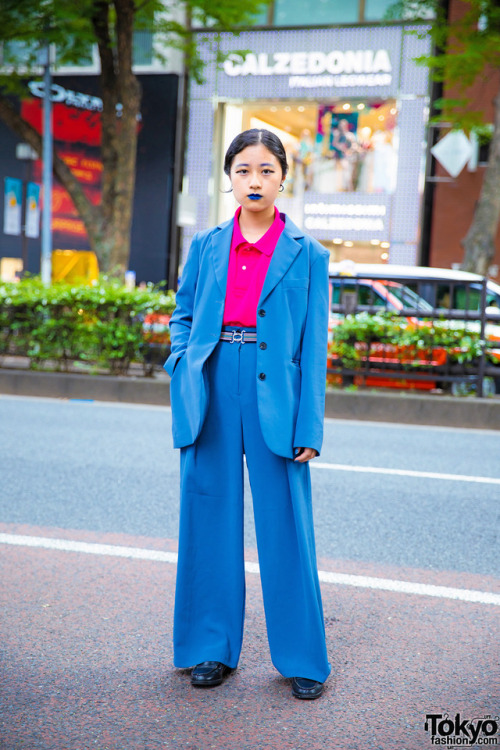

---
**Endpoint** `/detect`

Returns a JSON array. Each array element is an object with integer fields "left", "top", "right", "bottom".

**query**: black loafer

[
  {"left": 292, "top": 677, "right": 324, "bottom": 700},
  {"left": 190, "top": 661, "right": 230, "bottom": 687}
]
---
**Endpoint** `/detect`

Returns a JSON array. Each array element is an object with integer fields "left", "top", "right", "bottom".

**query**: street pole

[
  {"left": 41, "top": 43, "right": 52, "bottom": 284},
  {"left": 167, "top": 9, "right": 191, "bottom": 292}
]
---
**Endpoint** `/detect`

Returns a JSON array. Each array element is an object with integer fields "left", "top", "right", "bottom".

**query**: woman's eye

[{"left": 262, "top": 169, "right": 274, "bottom": 175}]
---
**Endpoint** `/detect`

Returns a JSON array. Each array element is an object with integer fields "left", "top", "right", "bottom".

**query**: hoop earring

[{"left": 279, "top": 184, "right": 284, "bottom": 192}]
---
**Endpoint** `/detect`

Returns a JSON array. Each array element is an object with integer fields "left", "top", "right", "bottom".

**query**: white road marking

[
  {"left": 1, "top": 532, "right": 499, "bottom": 607},
  {"left": 316, "top": 570, "right": 500, "bottom": 605},
  {"left": 312, "top": 462, "right": 500, "bottom": 486},
  {"left": 0, "top": 533, "right": 179, "bottom": 564}
]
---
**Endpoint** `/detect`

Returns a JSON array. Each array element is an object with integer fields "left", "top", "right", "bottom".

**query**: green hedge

[
  {"left": 3, "top": 287, "right": 493, "bottom": 380},
  {"left": 0, "top": 277, "right": 176, "bottom": 375}
]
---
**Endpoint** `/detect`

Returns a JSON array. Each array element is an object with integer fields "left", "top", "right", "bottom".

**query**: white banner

[{"left": 3, "top": 177, "right": 22, "bottom": 236}]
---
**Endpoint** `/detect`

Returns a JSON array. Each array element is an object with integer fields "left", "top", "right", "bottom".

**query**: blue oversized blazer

[{"left": 164, "top": 213, "right": 330, "bottom": 459}]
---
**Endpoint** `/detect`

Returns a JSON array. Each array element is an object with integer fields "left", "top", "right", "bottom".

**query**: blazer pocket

[
  {"left": 172, "top": 355, "right": 184, "bottom": 375},
  {"left": 168, "top": 352, "right": 185, "bottom": 377}
]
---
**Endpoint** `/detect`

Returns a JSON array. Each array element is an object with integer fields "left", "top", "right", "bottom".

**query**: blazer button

[
  {"left": 258, "top": 308, "right": 266, "bottom": 317},
  {"left": 259, "top": 342, "right": 267, "bottom": 350},
  {"left": 258, "top": 372, "right": 266, "bottom": 381}
]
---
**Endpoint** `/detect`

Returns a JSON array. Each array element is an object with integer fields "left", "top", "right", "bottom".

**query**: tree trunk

[
  {"left": 108, "top": 0, "right": 141, "bottom": 274},
  {"left": 90, "top": 0, "right": 141, "bottom": 276},
  {"left": 461, "top": 82, "right": 500, "bottom": 275}
]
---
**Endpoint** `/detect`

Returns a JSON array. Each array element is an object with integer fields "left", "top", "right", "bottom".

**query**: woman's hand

[{"left": 293, "top": 447, "right": 318, "bottom": 463}]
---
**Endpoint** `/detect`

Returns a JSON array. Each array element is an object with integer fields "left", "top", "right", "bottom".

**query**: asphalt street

[
  {"left": 1, "top": 395, "right": 498, "bottom": 576},
  {"left": 1, "top": 394, "right": 499, "bottom": 749}
]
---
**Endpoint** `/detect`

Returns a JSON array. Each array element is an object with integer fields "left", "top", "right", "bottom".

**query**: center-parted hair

[{"left": 224, "top": 129, "right": 289, "bottom": 179}]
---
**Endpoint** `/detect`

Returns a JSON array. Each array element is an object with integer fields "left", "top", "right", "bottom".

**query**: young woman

[{"left": 164, "top": 128, "right": 331, "bottom": 700}]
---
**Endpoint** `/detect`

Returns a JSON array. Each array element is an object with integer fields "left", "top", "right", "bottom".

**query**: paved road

[{"left": 1, "top": 395, "right": 499, "bottom": 750}]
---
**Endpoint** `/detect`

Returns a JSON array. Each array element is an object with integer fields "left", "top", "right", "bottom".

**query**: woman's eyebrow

[{"left": 234, "top": 162, "right": 275, "bottom": 168}]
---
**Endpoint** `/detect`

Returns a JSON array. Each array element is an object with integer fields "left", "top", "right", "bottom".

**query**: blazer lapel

[
  {"left": 258, "top": 217, "right": 304, "bottom": 304},
  {"left": 211, "top": 218, "right": 234, "bottom": 296}
]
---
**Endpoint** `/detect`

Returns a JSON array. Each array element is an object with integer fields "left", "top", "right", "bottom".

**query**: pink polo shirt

[{"left": 223, "top": 206, "right": 285, "bottom": 327}]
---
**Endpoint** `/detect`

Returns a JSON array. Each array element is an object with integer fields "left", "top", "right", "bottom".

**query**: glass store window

[
  {"left": 194, "top": 0, "right": 433, "bottom": 28},
  {"left": 226, "top": 99, "right": 399, "bottom": 199},
  {"left": 133, "top": 31, "right": 154, "bottom": 66},
  {"left": 274, "top": 0, "right": 359, "bottom": 26},
  {"left": 363, "top": 0, "right": 399, "bottom": 21},
  {"left": 218, "top": 99, "right": 399, "bottom": 264}
]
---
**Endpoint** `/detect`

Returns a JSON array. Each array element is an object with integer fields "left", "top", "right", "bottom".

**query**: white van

[{"left": 329, "top": 262, "right": 500, "bottom": 312}]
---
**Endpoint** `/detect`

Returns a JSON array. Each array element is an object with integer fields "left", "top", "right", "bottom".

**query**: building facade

[{"left": 182, "top": 23, "right": 431, "bottom": 267}]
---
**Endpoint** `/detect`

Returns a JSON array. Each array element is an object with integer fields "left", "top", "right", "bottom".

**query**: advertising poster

[
  {"left": 3, "top": 177, "right": 22, "bottom": 236},
  {"left": 25, "top": 181, "right": 40, "bottom": 239},
  {"left": 21, "top": 87, "right": 110, "bottom": 248}
]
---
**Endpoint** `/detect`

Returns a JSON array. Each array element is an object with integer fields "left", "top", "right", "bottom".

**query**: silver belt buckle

[{"left": 231, "top": 329, "right": 244, "bottom": 344}]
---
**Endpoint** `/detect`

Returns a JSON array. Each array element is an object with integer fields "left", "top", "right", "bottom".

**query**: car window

[
  {"left": 436, "top": 282, "right": 489, "bottom": 310},
  {"left": 330, "top": 278, "right": 433, "bottom": 312},
  {"left": 330, "top": 280, "right": 388, "bottom": 308},
  {"left": 386, "top": 284, "right": 433, "bottom": 311},
  {"left": 452, "top": 285, "right": 482, "bottom": 310},
  {"left": 358, "top": 284, "right": 387, "bottom": 306}
]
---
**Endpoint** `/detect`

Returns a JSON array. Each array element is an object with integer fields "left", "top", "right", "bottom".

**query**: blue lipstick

[{"left": 248, "top": 194, "right": 262, "bottom": 200}]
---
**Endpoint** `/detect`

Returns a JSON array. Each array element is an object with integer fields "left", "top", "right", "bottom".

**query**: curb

[
  {"left": 324, "top": 389, "right": 500, "bottom": 430},
  {"left": 1, "top": 368, "right": 499, "bottom": 430},
  {"left": 0, "top": 369, "right": 169, "bottom": 407}
]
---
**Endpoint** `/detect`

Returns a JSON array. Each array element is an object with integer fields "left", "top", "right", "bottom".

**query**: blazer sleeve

[
  {"left": 293, "top": 248, "right": 330, "bottom": 456},
  {"left": 163, "top": 233, "right": 201, "bottom": 377}
]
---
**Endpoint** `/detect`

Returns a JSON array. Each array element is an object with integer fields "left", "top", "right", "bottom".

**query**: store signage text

[
  {"left": 27, "top": 81, "right": 141, "bottom": 119},
  {"left": 304, "top": 203, "right": 386, "bottom": 232},
  {"left": 223, "top": 50, "right": 392, "bottom": 88},
  {"left": 28, "top": 81, "right": 103, "bottom": 112}
]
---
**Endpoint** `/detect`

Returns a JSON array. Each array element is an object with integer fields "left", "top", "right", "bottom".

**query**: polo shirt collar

[{"left": 233, "top": 206, "right": 284, "bottom": 257}]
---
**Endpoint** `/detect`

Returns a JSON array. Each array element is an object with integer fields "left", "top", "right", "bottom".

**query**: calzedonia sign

[{"left": 223, "top": 49, "right": 392, "bottom": 88}]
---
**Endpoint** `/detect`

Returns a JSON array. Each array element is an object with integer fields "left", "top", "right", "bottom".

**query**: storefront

[{"left": 183, "top": 24, "right": 431, "bottom": 266}]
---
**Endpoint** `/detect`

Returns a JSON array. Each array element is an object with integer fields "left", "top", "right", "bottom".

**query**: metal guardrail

[{"left": 328, "top": 273, "right": 500, "bottom": 397}]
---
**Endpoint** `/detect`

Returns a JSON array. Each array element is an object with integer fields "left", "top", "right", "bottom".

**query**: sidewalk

[
  {"left": 1, "top": 523, "right": 498, "bottom": 750},
  {"left": 1, "top": 361, "right": 500, "bottom": 430}
]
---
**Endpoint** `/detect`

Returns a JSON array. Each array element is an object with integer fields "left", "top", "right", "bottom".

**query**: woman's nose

[{"left": 249, "top": 172, "right": 262, "bottom": 187}]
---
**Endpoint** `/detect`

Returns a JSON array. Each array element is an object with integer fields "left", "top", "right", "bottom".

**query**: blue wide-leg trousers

[{"left": 173, "top": 338, "right": 331, "bottom": 683}]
